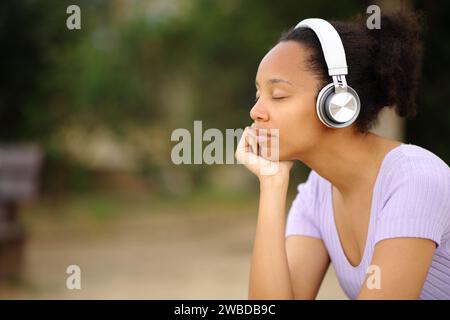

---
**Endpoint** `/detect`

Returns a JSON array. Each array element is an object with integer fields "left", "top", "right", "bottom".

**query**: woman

[{"left": 235, "top": 11, "right": 450, "bottom": 300}]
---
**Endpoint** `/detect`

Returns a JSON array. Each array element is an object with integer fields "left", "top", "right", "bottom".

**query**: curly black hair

[{"left": 279, "top": 11, "right": 423, "bottom": 133}]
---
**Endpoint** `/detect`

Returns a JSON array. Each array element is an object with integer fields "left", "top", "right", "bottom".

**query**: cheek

[
  {"left": 278, "top": 97, "right": 323, "bottom": 156},
  {"left": 284, "top": 96, "right": 318, "bottom": 132}
]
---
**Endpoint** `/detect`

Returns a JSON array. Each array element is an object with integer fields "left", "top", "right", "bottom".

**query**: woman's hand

[{"left": 235, "top": 125, "right": 294, "bottom": 182}]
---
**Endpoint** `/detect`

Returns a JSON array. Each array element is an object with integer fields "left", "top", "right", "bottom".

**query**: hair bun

[{"left": 367, "top": 11, "right": 423, "bottom": 118}]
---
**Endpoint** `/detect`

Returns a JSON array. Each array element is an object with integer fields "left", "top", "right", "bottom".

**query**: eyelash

[{"left": 254, "top": 96, "right": 286, "bottom": 103}]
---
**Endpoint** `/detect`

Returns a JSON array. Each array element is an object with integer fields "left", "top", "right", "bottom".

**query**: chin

[
  {"left": 274, "top": 150, "right": 293, "bottom": 162},
  {"left": 279, "top": 146, "right": 304, "bottom": 161},
  {"left": 260, "top": 143, "right": 297, "bottom": 162}
]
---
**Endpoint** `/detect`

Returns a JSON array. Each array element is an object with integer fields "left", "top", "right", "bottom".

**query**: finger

[
  {"left": 235, "top": 127, "right": 247, "bottom": 154},
  {"left": 247, "top": 128, "right": 258, "bottom": 155},
  {"left": 236, "top": 127, "right": 251, "bottom": 162}
]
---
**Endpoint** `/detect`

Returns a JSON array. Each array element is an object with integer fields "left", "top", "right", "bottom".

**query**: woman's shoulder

[
  {"left": 382, "top": 143, "right": 450, "bottom": 182},
  {"left": 374, "top": 144, "right": 450, "bottom": 243},
  {"left": 397, "top": 143, "right": 448, "bottom": 164},
  {"left": 295, "top": 143, "right": 450, "bottom": 207},
  {"left": 378, "top": 143, "right": 450, "bottom": 208}
]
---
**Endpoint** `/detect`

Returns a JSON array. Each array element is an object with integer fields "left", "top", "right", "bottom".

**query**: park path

[{"left": 0, "top": 197, "right": 346, "bottom": 299}]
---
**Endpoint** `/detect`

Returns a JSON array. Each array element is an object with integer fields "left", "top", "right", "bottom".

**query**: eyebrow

[{"left": 255, "top": 78, "right": 294, "bottom": 87}]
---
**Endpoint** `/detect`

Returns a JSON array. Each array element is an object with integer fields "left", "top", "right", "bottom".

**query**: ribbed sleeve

[{"left": 374, "top": 170, "right": 450, "bottom": 247}]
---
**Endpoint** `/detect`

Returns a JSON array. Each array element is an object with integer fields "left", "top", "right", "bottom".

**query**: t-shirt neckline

[{"left": 328, "top": 143, "right": 405, "bottom": 269}]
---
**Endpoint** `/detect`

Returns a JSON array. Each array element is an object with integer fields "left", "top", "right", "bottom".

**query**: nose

[{"left": 250, "top": 102, "right": 269, "bottom": 122}]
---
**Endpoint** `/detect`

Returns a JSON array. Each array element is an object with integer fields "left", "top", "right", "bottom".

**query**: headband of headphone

[
  {"left": 294, "top": 18, "right": 361, "bottom": 128},
  {"left": 295, "top": 18, "right": 348, "bottom": 77}
]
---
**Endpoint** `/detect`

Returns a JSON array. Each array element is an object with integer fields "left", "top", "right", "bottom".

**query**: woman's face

[{"left": 251, "top": 40, "right": 329, "bottom": 161}]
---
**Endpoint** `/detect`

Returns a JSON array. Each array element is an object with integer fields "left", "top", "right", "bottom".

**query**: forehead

[{"left": 256, "top": 41, "right": 310, "bottom": 83}]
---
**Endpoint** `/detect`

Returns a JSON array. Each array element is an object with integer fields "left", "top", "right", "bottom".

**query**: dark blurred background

[{"left": 0, "top": 0, "right": 448, "bottom": 299}]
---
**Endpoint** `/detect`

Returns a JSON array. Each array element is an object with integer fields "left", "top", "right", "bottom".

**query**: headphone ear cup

[
  {"left": 316, "top": 83, "right": 336, "bottom": 128},
  {"left": 316, "top": 83, "right": 361, "bottom": 128}
]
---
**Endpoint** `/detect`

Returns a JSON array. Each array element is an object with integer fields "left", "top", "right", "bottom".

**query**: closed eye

[
  {"left": 254, "top": 96, "right": 288, "bottom": 102},
  {"left": 272, "top": 96, "right": 288, "bottom": 100}
]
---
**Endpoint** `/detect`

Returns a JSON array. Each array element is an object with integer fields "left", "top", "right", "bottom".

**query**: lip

[{"left": 250, "top": 124, "right": 276, "bottom": 137}]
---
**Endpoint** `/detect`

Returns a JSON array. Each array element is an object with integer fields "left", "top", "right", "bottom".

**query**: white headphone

[{"left": 295, "top": 18, "right": 360, "bottom": 129}]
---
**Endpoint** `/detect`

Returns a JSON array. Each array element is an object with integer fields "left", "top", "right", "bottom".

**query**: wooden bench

[{"left": 0, "top": 145, "right": 43, "bottom": 282}]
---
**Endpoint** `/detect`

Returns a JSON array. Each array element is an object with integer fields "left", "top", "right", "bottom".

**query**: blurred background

[{"left": 0, "top": 0, "right": 448, "bottom": 299}]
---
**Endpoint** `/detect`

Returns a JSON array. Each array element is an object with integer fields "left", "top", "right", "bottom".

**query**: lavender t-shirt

[{"left": 285, "top": 143, "right": 450, "bottom": 299}]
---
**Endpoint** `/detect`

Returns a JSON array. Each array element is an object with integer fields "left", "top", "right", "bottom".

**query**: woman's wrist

[
  {"left": 258, "top": 173, "right": 290, "bottom": 218},
  {"left": 259, "top": 172, "right": 290, "bottom": 190}
]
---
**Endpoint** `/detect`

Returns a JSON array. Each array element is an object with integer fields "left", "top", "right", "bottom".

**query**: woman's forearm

[{"left": 248, "top": 174, "right": 294, "bottom": 299}]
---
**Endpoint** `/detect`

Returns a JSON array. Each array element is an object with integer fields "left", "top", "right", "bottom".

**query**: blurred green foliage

[
  {"left": 0, "top": 0, "right": 448, "bottom": 194},
  {"left": 0, "top": 0, "right": 77, "bottom": 141}
]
